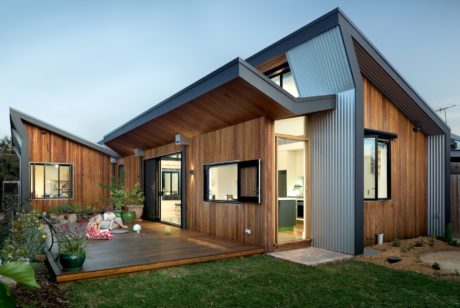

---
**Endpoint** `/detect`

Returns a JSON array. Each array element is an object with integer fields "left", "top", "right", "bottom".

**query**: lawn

[{"left": 63, "top": 255, "right": 460, "bottom": 307}]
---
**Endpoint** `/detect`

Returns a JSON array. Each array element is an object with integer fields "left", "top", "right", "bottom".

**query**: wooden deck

[{"left": 47, "top": 222, "right": 264, "bottom": 282}]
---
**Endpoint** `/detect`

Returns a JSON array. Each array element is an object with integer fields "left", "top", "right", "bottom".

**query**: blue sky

[{"left": 1, "top": 0, "right": 459, "bottom": 142}]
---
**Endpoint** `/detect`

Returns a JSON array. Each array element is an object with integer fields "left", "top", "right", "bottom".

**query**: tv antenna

[{"left": 435, "top": 104, "right": 456, "bottom": 123}]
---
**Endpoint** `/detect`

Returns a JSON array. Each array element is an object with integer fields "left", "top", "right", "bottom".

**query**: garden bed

[
  {"left": 13, "top": 263, "right": 68, "bottom": 307},
  {"left": 356, "top": 236, "right": 460, "bottom": 280}
]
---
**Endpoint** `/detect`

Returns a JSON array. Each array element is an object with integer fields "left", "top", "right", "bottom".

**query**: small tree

[{"left": 99, "top": 171, "right": 127, "bottom": 212}]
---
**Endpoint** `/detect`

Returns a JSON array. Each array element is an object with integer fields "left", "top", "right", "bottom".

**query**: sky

[{"left": 1, "top": 0, "right": 459, "bottom": 143}]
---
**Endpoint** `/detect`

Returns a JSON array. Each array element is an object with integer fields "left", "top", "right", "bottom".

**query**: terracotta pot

[{"left": 127, "top": 204, "right": 144, "bottom": 221}]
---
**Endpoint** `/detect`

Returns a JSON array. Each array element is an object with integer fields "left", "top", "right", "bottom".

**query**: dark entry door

[{"left": 143, "top": 158, "right": 160, "bottom": 221}]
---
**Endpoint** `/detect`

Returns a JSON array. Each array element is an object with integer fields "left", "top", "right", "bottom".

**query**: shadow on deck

[{"left": 46, "top": 222, "right": 264, "bottom": 282}]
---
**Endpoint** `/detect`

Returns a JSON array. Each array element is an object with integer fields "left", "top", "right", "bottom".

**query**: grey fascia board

[
  {"left": 103, "top": 58, "right": 330, "bottom": 144},
  {"left": 451, "top": 150, "right": 460, "bottom": 158},
  {"left": 451, "top": 133, "right": 460, "bottom": 142},
  {"left": 336, "top": 12, "right": 449, "bottom": 135},
  {"left": 246, "top": 8, "right": 340, "bottom": 67},
  {"left": 9, "top": 108, "right": 119, "bottom": 158},
  {"left": 239, "top": 59, "right": 336, "bottom": 115}
]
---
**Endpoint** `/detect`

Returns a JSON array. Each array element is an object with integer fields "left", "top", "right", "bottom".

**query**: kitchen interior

[{"left": 275, "top": 117, "right": 307, "bottom": 243}]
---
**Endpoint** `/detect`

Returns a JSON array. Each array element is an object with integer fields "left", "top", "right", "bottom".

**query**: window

[
  {"left": 266, "top": 64, "right": 299, "bottom": 97},
  {"left": 30, "top": 163, "right": 73, "bottom": 199},
  {"left": 364, "top": 129, "right": 395, "bottom": 200},
  {"left": 162, "top": 170, "right": 180, "bottom": 200},
  {"left": 203, "top": 160, "right": 260, "bottom": 203}
]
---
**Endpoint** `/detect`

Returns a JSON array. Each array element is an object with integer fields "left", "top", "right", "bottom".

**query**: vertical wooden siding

[
  {"left": 186, "top": 117, "right": 274, "bottom": 251},
  {"left": 363, "top": 77, "right": 427, "bottom": 245},
  {"left": 120, "top": 118, "right": 274, "bottom": 251},
  {"left": 25, "top": 122, "right": 111, "bottom": 212}
]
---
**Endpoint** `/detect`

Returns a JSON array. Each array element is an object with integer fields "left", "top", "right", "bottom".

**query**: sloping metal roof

[
  {"left": 10, "top": 108, "right": 119, "bottom": 158},
  {"left": 102, "top": 57, "right": 336, "bottom": 147},
  {"left": 246, "top": 7, "right": 449, "bottom": 136}
]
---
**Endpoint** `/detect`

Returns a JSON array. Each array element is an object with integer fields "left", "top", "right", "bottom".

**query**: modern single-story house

[{"left": 10, "top": 8, "right": 450, "bottom": 255}]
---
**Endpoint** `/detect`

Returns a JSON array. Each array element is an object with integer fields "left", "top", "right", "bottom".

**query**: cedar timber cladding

[
  {"left": 186, "top": 117, "right": 275, "bottom": 251},
  {"left": 24, "top": 122, "right": 112, "bottom": 212},
  {"left": 363, "top": 77, "right": 427, "bottom": 245}
]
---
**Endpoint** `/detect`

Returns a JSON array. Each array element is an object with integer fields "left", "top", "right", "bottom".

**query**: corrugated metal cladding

[
  {"left": 309, "top": 89, "right": 356, "bottom": 254},
  {"left": 428, "top": 135, "right": 446, "bottom": 236},
  {"left": 286, "top": 27, "right": 354, "bottom": 97},
  {"left": 286, "top": 26, "right": 356, "bottom": 254}
]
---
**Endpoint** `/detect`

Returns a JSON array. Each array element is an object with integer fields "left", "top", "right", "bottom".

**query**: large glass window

[
  {"left": 30, "top": 163, "right": 73, "bottom": 199},
  {"left": 364, "top": 135, "right": 391, "bottom": 200},
  {"left": 204, "top": 160, "right": 260, "bottom": 203}
]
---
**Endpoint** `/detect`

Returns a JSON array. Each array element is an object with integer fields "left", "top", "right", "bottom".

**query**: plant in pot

[
  {"left": 99, "top": 171, "right": 136, "bottom": 224},
  {"left": 127, "top": 183, "right": 145, "bottom": 222},
  {"left": 56, "top": 223, "right": 87, "bottom": 271}
]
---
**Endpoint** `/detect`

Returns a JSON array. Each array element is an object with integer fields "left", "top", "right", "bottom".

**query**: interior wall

[
  {"left": 363, "top": 76, "right": 427, "bottom": 245},
  {"left": 186, "top": 117, "right": 274, "bottom": 251},
  {"left": 24, "top": 122, "right": 111, "bottom": 212}
]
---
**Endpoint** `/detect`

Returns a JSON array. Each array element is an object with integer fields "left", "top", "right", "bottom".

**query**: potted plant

[
  {"left": 99, "top": 171, "right": 136, "bottom": 224},
  {"left": 127, "top": 183, "right": 145, "bottom": 221},
  {"left": 56, "top": 223, "right": 87, "bottom": 271}
]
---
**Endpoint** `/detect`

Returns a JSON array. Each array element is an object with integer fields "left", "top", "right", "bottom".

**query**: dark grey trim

[
  {"left": 181, "top": 145, "right": 187, "bottom": 229},
  {"left": 246, "top": 8, "right": 448, "bottom": 138},
  {"left": 297, "top": 95, "right": 336, "bottom": 113},
  {"left": 246, "top": 8, "right": 340, "bottom": 67},
  {"left": 103, "top": 58, "right": 337, "bottom": 143},
  {"left": 340, "top": 22, "right": 365, "bottom": 255},
  {"left": 10, "top": 110, "right": 30, "bottom": 210},
  {"left": 364, "top": 128, "right": 398, "bottom": 140},
  {"left": 10, "top": 108, "right": 119, "bottom": 158}
]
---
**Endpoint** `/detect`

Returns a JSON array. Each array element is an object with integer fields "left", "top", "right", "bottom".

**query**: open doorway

[
  {"left": 144, "top": 152, "right": 182, "bottom": 227},
  {"left": 275, "top": 116, "right": 309, "bottom": 244}
]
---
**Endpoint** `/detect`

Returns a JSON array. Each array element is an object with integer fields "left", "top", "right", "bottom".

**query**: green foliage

[
  {"left": 392, "top": 238, "right": 401, "bottom": 247},
  {"left": 0, "top": 211, "right": 46, "bottom": 262},
  {"left": 99, "top": 171, "right": 127, "bottom": 212},
  {"left": 99, "top": 171, "right": 145, "bottom": 210},
  {"left": 414, "top": 240, "right": 424, "bottom": 247},
  {"left": 63, "top": 257, "right": 460, "bottom": 307},
  {"left": 56, "top": 224, "right": 87, "bottom": 254},
  {"left": 0, "top": 136, "right": 19, "bottom": 182},
  {"left": 47, "top": 204, "right": 75, "bottom": 215},
  {"left": 0, "top": 261, "right": 40, "bottom": 308},
  {"left": 432, "top": 262, "right": 441, "bottom": 270},
  {"left": 127, "top": 183, "right": 145, "bottom": 205}
]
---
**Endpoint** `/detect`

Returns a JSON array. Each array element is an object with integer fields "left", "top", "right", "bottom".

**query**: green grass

[{"left": 63, "top": 256, "right": 460, "bottom": 307}]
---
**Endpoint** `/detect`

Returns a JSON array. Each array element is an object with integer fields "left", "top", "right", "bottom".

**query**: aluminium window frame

[
  {"left": 203, "top": 159, "right": 261, "bottom": 204},
  {"left": 29, "top": 162, "right": 74, "bottom": 200},
  {"left": 364, "top": 131, "right": 394, "bottom": 201}
]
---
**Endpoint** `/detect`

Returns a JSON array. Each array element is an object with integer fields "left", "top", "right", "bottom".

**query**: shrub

[
  {"left": 445, "top": 223, "right": 453, "bottom": 244},
  {"left": 414, "top": 240, "right": 423, "bottom": 247},
  {"left": 0, "top": 211, "right": 46, "bottom": 262},
  {"left": 48, "top": 204, "right": 75, "bottom": 215},
  {"left": 432, "top": 262, "right": 441, "bottom": 270},
  {"left": 56, "top": 223, "right": 87, "bottom": 254},
  {"left": 392, "top": 239, "right": 401, "bottom": 247}
]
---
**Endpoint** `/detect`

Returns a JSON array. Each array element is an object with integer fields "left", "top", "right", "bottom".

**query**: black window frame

[
  {"left": 203, "top": 159, "right": 261, "bottom": 204},
  {"left": 266, "top": 63, "right": 292, "bottom": 89},
  {"left": 364, "top": 129, "right": 396, "bottom": 201},
  {"left": 30, "top": 162, "right": 73, "bottom": 200},
  {"left": 161, "top": 169, "right": 181, "bottom": 200}
]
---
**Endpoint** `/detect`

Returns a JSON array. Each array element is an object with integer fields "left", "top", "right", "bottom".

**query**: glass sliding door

[{"left": 160, "top": 153, "right": 182, "bottom": 226}]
